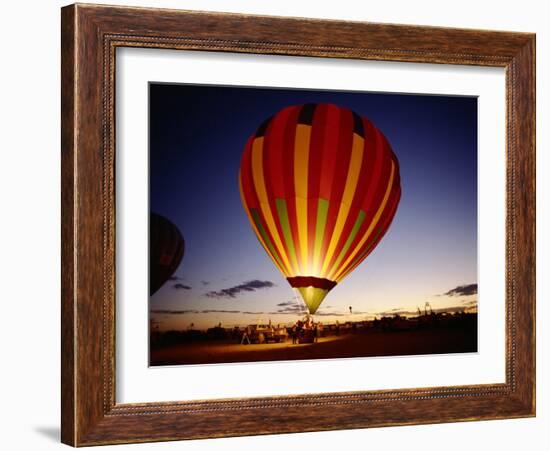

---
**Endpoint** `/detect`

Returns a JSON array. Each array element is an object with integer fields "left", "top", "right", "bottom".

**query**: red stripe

[
  {"left": 329, "top": 107, "right": 355, "bottom": 204},
  {"left": 382, "top": 132, "right": 401, "bottom": 186},
  {"left": 353, "top": 126, "right": 391, "bottom": 253},
  {"left": 319, "top": 107, "right": 353, "bottom": 262},
  {"left": 307, "top": 104, "right": 328, "bottom": 200},
  {"left": 266, "top": 106, "right": 295, "bottom": 198},
  {"left": 366, "top": 132, "right": 399, "bottom": 233},
  {"left": 263, "top": 107, "right": 295, "bottom": 264},
  {"left": 318, "top": 104, "right": 341, "bottom": 199},
  {"left": 239, "top": 136, "right": 259, "bottom": 209},
  {"left": 355, "top": 117, "right": 380, "bottom": 211}
]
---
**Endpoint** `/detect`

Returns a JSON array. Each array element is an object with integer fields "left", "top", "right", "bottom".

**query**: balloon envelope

[
  {"left": 239, "top": 103, "right": 401, "bottom": 314},
  {"left": 149, "top": 213, "right": 185, "bottom": 296}
]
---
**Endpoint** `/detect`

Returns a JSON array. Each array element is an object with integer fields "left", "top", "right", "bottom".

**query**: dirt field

[{"left": 150, "top": 327, "right": 478, "bottom": 366}]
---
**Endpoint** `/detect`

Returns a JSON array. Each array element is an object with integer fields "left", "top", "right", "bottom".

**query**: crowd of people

[{"left": 289, "top": 316, "right": 323, "bottom": 344}]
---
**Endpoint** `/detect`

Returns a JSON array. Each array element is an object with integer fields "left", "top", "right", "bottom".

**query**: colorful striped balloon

[{"left": 239, "top": 103, "right": 401, "bottom": 314}]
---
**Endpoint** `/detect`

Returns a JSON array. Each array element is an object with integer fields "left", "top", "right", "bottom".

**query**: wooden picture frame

[{"left": 61, "top": 3, "right": 535, "bottom": 446}]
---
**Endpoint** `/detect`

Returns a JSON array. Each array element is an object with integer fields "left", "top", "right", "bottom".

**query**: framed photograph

[{"left": 61, "top": 3, "right": 535, "bottom": 446}]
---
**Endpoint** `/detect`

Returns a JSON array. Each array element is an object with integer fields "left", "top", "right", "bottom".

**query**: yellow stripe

[
  {"left": 238, "top": 174, "right": 286, "bottom": 276},
  {"left": 251, "top": 137, "right": 294, "bottom": 275},
  {"left": 294, "top": 124, "right": 311, "bottom": 275},
  {"left": 320, "top": 134, "right": 365, "bottom": 277},
  {"left": 332, "top": 161, "right": 395, "bottom": 281}
]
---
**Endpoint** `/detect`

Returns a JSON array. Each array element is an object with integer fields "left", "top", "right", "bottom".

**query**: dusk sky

[{"left": 149, "top": 83, "right": 478, "bottom": 330}]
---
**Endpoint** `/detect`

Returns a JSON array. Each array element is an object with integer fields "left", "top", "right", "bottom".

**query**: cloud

[
  {"left": 377, "top": 309, "right": 418, "bottom": 317},
  {"left": 205, "top": 280, "right": 275, "bottom": 299},
  {"left": 201, "top": 309, "right": 241, "bottom": 314},
  {"left": 151, "top": 309, "right": 199, "bottom": 315},
  {"left": 269, "top": 301, "right": 309, "bottom": 315},
  {"left": 173, "top": 283, "right": 192, "bottom": 290},
  {"left": 201, "top": 280, "right": 210, "bottom": 286},
  {"left": 201, "top": 309, "right": 267, "bottom": 315},
  {"left": 443, "top": 284, "right": 477, "bottom": 297},
  {"left": 168, "top": 276, "right": 180, "bottom": 281},
  {"left": 314, "top": 311, "right": 347, "bottom": 317},
  {"left": 151, "top": 309, "right": 266, "bottom": 316},
  {"left": 461, "top": 299, "right": 478, "bottom": 306},
  {"left": 268, "top": 300, "right": 306, "bottom": 315},
  {"left": 274, "top": 306, "right": 305, "bottom": 314}
]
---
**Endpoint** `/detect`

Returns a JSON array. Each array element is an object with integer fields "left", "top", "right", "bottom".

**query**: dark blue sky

[{"left": 149, "top": 83, "right": 477, "bottom": 329}]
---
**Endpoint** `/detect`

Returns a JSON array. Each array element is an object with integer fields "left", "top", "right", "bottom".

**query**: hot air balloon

[
  {"left": 149, "top": 212, "right": 185, "bottom": 296},
  {"left": 239, "top": 103, "right": 401, "bottom": 314}
]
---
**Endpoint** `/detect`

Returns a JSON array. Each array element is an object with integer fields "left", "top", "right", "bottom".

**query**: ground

[{"left": 150, "top": 327, "right": 478, "bottom": 366}]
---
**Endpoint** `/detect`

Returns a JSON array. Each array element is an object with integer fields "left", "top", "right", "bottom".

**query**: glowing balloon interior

[{"left": 239, "top": 103, "right": 401, "bottom": 314}]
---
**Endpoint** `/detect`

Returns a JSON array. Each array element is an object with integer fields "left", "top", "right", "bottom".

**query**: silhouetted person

[{"left": 291, "top": 325, "right": 297, "bottom": 344}]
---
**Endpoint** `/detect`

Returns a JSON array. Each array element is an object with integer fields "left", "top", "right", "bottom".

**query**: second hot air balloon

[
  {"left": 149, "top": 212, "right": 185, "bottom": 296},
  {"left": 239, "top": 103, "right": 401, "bottom": 314}
]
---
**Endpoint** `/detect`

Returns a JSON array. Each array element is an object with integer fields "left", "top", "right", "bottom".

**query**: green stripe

[
  {"left": 251, "top": 209, "right": 285, "bottom": 271},
  {"left": 313, "top": 198, "right": 329, "bottom": 262},
  {"left": 330, "top": 210, "right": 367, "bottom": 275},
  {"left": 275, "top": 199, "right": 299, "bottom": 271}
]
